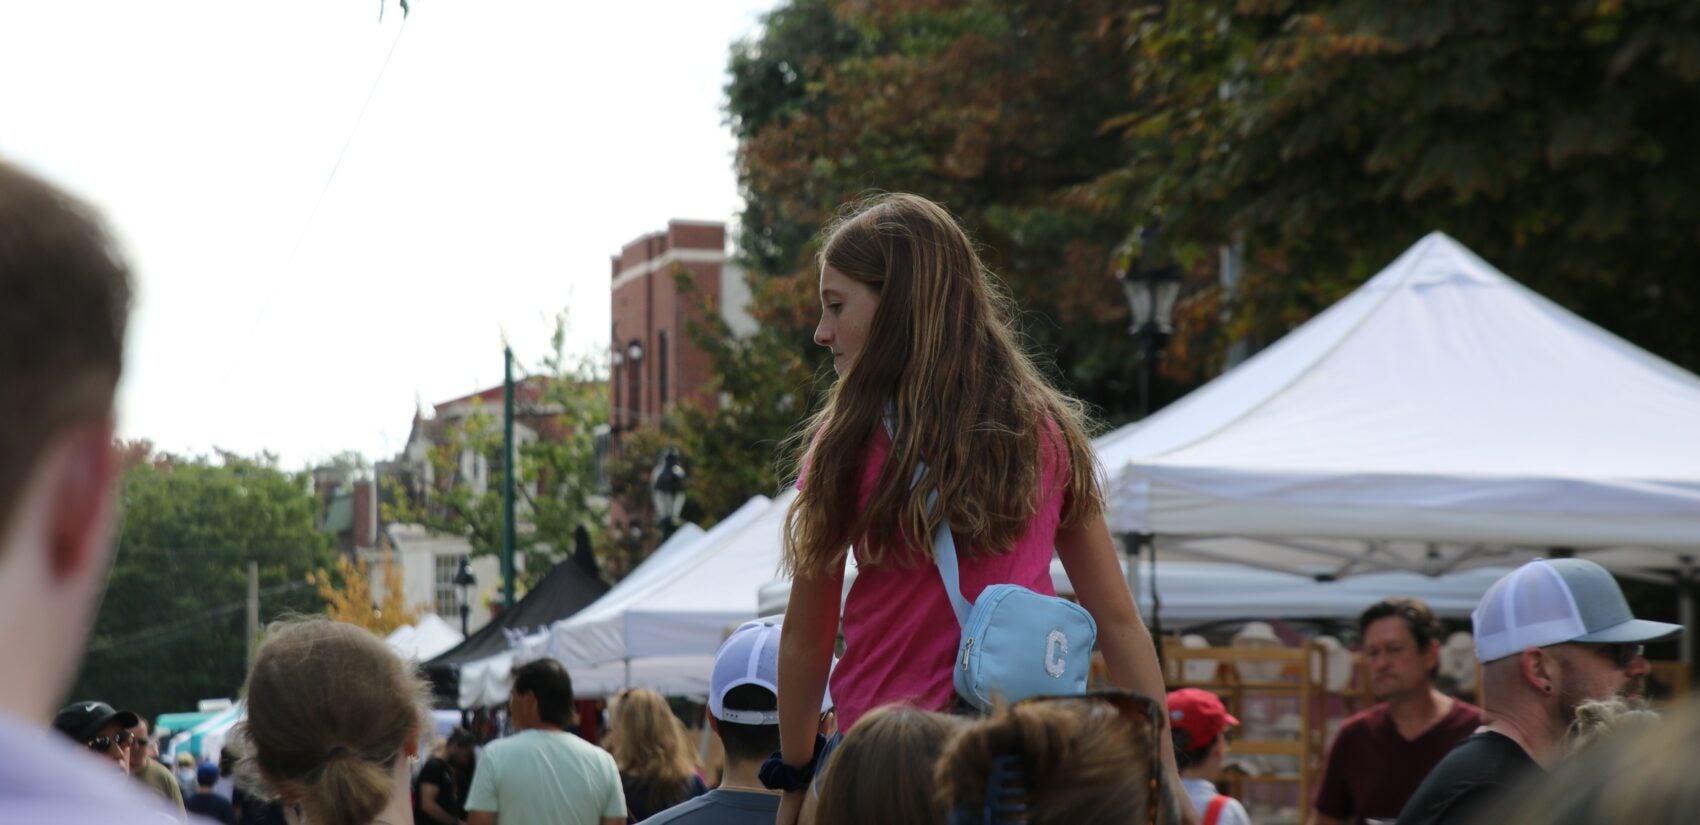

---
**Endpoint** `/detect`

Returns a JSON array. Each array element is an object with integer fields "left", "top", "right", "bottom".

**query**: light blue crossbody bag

[{"left": 885, "top": 417, "right": 1098, "bottom": 712}]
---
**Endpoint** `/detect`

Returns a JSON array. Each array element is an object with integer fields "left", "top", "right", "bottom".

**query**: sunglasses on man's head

[{"left": 86, "top": 729, "right": 136, "bottom": 754}]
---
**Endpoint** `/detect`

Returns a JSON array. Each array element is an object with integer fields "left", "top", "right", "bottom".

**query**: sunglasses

[
  {"left": 1587, "top": 642, "right": 1645, "bottom": 669},
  {"left": 955, "top": 690, "right": 1165, "bottom": 825},
  {"left": 86, "top": 729, "right": 136, "bottom": 754}
]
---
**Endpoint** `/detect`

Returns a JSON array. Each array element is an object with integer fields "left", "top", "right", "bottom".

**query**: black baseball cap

[{"left": 53, "top": 701, "right": 140, "bottom": 742}]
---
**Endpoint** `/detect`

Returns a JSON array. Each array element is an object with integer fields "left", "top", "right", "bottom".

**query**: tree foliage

[
  {"left": 385, "top": 319, "right": 609, "bottom": 586},
  {"left": 75, "top": 451, "right": 334, "bottom": 720},
  {"left": 720, "top": 0, "right": 1700, "bottom": 436},
  {"left": 1109, "top": 0, "right": 1700, "bottom": 375},
  {"left": 726, "top": 0, "right": 1158, "bottom": 421},
  {"left": 307, "top": 550, "right": 423, "bottom": 634}
]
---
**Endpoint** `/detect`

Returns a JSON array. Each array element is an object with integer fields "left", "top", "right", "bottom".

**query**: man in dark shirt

[
  {"left": 416, "top": 728, "right": 477, "bottom": 825},
  {"left": 185, "top": 763, "right": 236, "bottom": 825},
  {"left": 1312, "top": 598, "right": 1482, "bottom": 825},
  {"left": 1397, "top": 559, "right": 1682, "bottom": 825}
]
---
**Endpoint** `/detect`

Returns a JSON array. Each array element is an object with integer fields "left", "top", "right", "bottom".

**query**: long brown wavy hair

[{"left": 782, "top": 193, "right": 1102, "bottom": 576}]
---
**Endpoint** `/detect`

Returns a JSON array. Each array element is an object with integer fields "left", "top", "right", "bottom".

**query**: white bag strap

[{"left": 883, "top": 413, "right": 971, "bottom": 627}]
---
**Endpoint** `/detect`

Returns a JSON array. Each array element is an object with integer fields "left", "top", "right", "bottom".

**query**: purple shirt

[{"left": 0, "top": 710, "right": 206, "bottom": 823}]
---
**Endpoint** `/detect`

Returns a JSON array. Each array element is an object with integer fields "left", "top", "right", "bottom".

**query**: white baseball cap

[
  {"left": 1472, "top": 558, "right": 1683, "bottom": 662},
  {"left": 709, "top": 620, "right": 835, "bottom": 725}
]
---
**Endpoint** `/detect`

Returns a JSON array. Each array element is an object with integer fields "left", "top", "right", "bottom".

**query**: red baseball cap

[{"left": 1166, "top": 688, "right": 1239, "bottom": 746}]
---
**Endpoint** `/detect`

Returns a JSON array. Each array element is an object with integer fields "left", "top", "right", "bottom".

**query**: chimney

[{"left": 353, "top": 480, "right": 377, "bottom": 549}]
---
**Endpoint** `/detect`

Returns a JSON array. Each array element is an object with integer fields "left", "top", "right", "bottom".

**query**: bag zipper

[{"left": 961, "top": 637, "right": 973, "bottom": 671}]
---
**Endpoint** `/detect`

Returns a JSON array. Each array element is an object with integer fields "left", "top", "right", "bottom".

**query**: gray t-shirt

[
  {"left": 643, "top": 788, "right": 780, "bottom": 825},
  {"left": 464, "top": 729, "right": 625, "bottom": 825}
]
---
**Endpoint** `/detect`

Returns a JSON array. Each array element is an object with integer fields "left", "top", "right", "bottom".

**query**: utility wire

[
  {"left": 85, "top": 580, "right": 316, "bottom": 655},
  {"left": 223, "top": 16, "right": 410, "bottom": 382}
]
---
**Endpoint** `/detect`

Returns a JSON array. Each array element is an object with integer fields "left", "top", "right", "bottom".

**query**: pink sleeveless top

[{"left": 801, "top": 425, "right": 1069, "bottom": 731}]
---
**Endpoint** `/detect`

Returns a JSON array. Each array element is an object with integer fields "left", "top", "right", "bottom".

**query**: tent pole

[
  {"left": 1680, "top": 557, "right": 1695, "bottom": 667},
  {"left": 624, "top": 657, "right": 632, "bottom": 690},
  {"left": 1121, "top": 532, "right": 1142, "bottom": 621}
]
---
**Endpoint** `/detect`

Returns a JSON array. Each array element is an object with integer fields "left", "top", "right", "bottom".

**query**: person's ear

[
  {"left": 707, "top": 715, "right": 720, "bottom": 736},
  {"left": 1521, "top": 648, "right": 1556, "bottom": 694},
  {"left": 1423, "top": 640, "right": 1441, "bottom": 670},
  {"left": 47, "top": 420, "right": 118, "bottom": 583}
]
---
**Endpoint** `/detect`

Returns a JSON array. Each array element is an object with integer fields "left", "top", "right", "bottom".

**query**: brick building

[{"left": 609, "top": 220, "right": 753, "bottom": 433}]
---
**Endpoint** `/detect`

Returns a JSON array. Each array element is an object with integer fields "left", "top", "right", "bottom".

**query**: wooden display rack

[{"left": 1161, "top": 640, "right": 1370, "bottom": 824}]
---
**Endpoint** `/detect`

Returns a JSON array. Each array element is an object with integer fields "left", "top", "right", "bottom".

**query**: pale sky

[{"left": 0, "top": 0, "right": 778, "bottom": 469}]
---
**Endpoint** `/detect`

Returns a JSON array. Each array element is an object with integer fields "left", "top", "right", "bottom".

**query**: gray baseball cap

[{"left": 1473, "top": 558, "right": 1683, "bottom": 662}]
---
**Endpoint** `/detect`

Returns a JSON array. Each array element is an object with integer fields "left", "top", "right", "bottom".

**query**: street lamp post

[
  {"left": 1117, "top": 223, "right": 1182, "bottom": 662},
  {"left": 453, "top": 557, "right": 477, "bottom": 637},
  {"left": 650, "top": 446, "right": 688, "bottom": 540},
  {"left": 1118, "top": 224, "right": 1182, "bottom": 420}
]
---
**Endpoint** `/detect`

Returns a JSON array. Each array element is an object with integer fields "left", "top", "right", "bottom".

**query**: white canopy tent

[
  {"left": 452, "top": 493, "right": 771, "bottom": 704},
  {"left": 548, "top": 493, "right": 791, "bottom": 688},
  {"left": 1097, "top": 232, "right": 1700, "bottom": 657},
  {"left": 1100, "top": 232, "right": 1700, "bottom": 574},
  {"left": 385, "top": 612, "right": 464, "bottom": 662}
]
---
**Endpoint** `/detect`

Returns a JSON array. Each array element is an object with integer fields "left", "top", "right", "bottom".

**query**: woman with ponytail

[
  {"left": 234, "top": 618, "right": 430, "bottom": 825},
  {"left": 772, "top": 194, "right": 1190, "bottom": 823}
]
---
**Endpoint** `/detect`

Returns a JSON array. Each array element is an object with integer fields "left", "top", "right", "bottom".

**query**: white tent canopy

[
  {"left": 549, "top": 493, "right": 790, "bottom": 681},
  {"left": 453, "top": 495, "right": 786, "bottom": 705},
  {"left": 385, "top": 612, "right": 464, "bottom": 662},
  {"left": 1098, "top": 232, "right": 1700, "bottom": 581}
]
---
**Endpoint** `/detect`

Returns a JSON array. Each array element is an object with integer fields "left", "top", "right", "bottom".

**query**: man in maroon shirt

[{"left": 1311, "top": 598, "right": 1482, "bottom": 825}]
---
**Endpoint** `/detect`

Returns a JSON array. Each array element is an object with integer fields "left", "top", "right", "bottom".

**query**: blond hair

[
  {"left": 1491, "top": 700, "right": 1695, "bottom": 825},
  {"left": 783, "top": 193, "right": 1102, "bottom": 576},
  {"left": 812, "top": 705, "right": 966, "bottom": 825},
  {"left": 234, "top": 618, "right": 430, "bottom": 825},
  {"left": 937, "top": 698, "right": 1178, "bottom": 825},
  {"left": 608, "top": 688, "right": 698, "bottom": 813}
]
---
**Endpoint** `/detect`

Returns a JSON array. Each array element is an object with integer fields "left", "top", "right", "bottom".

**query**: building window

[
  {"left": 628, "top": 346, "right": 642, "bottom": 424},
  {"left": 434, "top": 554, "right": 466, "bottom": 619},
  {"left": 658, "top": 330, "right": 669, "bottom": 408}
]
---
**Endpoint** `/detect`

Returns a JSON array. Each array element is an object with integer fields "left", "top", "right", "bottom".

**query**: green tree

[
  {"left": 667, "top": 271, "right": 826, "bottom": 523},
  {"left": 74, "top": 451, "right": 334, "bottom": 720},
  {"left": 386, "top": 318, "right": 610, "bottom": 586},
  {"left": 1108, "top": 0, "right": 1700, "bottom": 377},
  {"left": 726, "top": 0, "right": 1155, "bottom": 421}
]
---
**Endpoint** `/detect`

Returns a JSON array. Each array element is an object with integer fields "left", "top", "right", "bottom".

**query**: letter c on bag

[{"left": 1044, "top": 629, "right": 1068, "bottom": 678}]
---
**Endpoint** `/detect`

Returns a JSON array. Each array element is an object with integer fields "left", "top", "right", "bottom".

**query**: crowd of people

[{"left": 1, "top": 158, "right": 1696, "bottom": 825}]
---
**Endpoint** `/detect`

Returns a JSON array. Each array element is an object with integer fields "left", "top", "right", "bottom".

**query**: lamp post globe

[
  {"left": 650, "top": 446, "right": 688, "bottom": 540},
  {"left": 452, "top": 557, "right": 477, "bottom": 637},
  {"left": 1117, "top": 223, "right": 1182, "bottom": 419}
]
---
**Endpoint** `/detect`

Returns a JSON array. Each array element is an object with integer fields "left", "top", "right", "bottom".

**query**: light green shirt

[{"left": 465, "top": 729, "right": 625, "bottom": 825}]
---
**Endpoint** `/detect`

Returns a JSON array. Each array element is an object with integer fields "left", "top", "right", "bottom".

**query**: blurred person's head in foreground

[
  {"left": 0, "top": 159, "right": 131, "bottom": 727},
  {"left": 937, "top": 691, "right": 1180, "bottom": 825},
  {"left": 810, "top": 705, "right": 965, "bottom": 825},
  {"left": 234, "top": 618, "right": 430, "bottom": 825},
  {"left": 1486, "top": 698, "right": 1700, "bottom": 825}
]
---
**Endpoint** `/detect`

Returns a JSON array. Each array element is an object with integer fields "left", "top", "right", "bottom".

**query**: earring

[{"left": 1543, "top": 684, "right": 1553, "bottom": 693}]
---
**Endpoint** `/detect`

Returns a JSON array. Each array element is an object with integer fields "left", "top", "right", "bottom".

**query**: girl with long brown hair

[
  {"left": 606, "top": 688, "right": 707, "bottom": 821},
  {"left": 772, "top": 194, "right": 1186, "bottom": 823}
]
